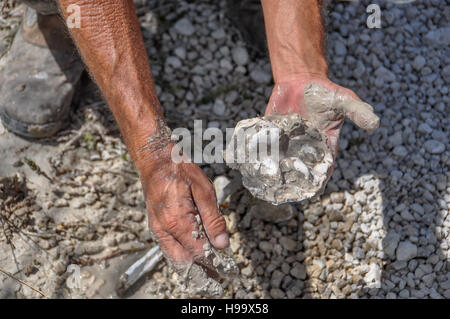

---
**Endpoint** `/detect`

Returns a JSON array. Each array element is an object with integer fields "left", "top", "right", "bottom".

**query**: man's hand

[
  {"left": 137, "top": 143, "right": 229, "bottom": 267},
  {"left": 265, "top": 75, "right": 380, "bottom": 160},
  {"left": 56, "top": 0, "right": 229, "bottom": 269},
  {"left": 261, "top": 0, "right": 380, "bottom": 178}
]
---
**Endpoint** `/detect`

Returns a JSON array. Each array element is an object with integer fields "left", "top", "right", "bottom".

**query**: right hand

[
  {"left": 136, "top": 142, "right": 229, "bottom": 269},
  {"left": 265, "top": 75, "right": 380, "bottom": 181}
]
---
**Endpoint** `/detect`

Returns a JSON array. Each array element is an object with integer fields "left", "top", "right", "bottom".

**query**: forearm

[
  {"left": 57, "top": 0, "right": 163, "bottom": 168},
  {"left": 260, "top": 0, "right": 328, "bottom": 82}
]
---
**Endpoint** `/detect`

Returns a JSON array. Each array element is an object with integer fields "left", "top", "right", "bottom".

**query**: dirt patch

[{"left": 0, "top": 173, "right": 39, "bottom": 245}]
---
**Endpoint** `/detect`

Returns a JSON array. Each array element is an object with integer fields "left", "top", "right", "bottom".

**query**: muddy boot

[
  {"left": 226, "top": 0, "right": 267, "bottom": 57},
  {"left": 0, "top": 7, "right": 84, "bottom": 138}
]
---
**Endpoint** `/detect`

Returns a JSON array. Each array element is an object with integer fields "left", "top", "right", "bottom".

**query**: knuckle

[
  {"left": 163, "top": 212, "right": 193, "bottom": 239},
  {"left": 148, "top": 217, "right": 161, "bottom": 233},
  {"left": 206, "top": 214, "right": 226, "bottom": 233},
  {"left": 164, "top": 216, "right": 180, "bottom": 235},
  {"left": 150, "top": 225, "right": 166, "bottom": 241}
]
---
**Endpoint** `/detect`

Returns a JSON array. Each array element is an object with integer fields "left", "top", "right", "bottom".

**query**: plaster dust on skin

[
  {"left": 173, "top": 262, "right": 224, "bottom": 298},
  {"left": 172, "top": 236, "right": 238, "bottom": 298},
  {"left": 225, "top": 113, "right": 334, "bottom": 205},
  {"left": 303, "top": 82, "right": 380, "bottom": 131},
  {"left": 137, "top": 116, "right": 173, "bottom": 155},
  {"left": 167, "top": 215, "right": 238, "bottom": 298}
]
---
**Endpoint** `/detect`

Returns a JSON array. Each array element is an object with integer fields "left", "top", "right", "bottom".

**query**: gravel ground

[{"left": 0, "top": 0, "right": 448, "bottom": 299}]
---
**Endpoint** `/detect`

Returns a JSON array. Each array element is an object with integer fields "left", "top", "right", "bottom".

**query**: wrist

[
  {"left": 105, "top": 86, "right": 168, "bottom": 166},
  {"left": 261, "top": 0, "right": 328, "bottom": 83},
  {"left": 270, "top": 52, "right": 328, "bottom": 83},
  {"left": 127, "top": 117, "right": 173, "bottom": 171}
]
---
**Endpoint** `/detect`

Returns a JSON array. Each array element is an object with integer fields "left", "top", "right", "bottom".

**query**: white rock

[
  {"left": 173, "top": 18, "right": 195, "bottom": 36},
  {"left": 290, "top": 263, "right": 306, "bottom": 280},
  {"left": 270, "top": 288, "right": 285, "bottom": 298},
  {"left": 364, "top": 263, "right": 381, "bottom": 288},
  {"left": 422, "top": 273, "right": 435, "bottom": 287},
  {"left": 213, "top": 175, "right": 231, "bottom": 205},
  {"left": 353, "top": 62, "right": 366, "bottom": 78},
  {"left": 219, "top": 58, "right": 233, "bottom": 71},
  {"left": 382, "top": 231, "right": 400, "bottom": 259},
  {"left": 412, "top": 55, "right": 426, "bottom": 71},
  {"left": 386, "top": 292, "right": 397, "bottom": 299},
  {"left": 389, "top": 132, "right": 403, "bottom": 146},
  {"left": 424, "top": 27, "right": 450, "bottom": 47},
  {"left": 360, "top": 223, "right": 371, "bottom": 234},
  {"left": 211, "top": 28, "right": 226, "bottom": 40},
  {"left": 418, "top": 123, "right": 432, "bottom": 134},
  {"left": 444, "top": 290, "right": 450, "bottom": 299},
  {"left": 440, "top": 279, "right": 450, "bottom": 290},
  {"left": 410, "top": 203, "right": 424, "bottom": 215},
  {"left": 241, "top": 265, "right": 253, "bottom": 277},
  {"left": 392, "top": 145, "right": 408, "bottom": 157},
  {"left": 279, "top": 237, "right": 297, "bottom": 251},
  {"left": 225, "top": 91, "right": 238, "bottom": 104},
  {"left": 374, "top": 66, "right": 396, "bottom": 82},
  {"left": 423, "top": 140, "right": 445, "bottom": 154},
  {"left": 207, "top": 121, "right": 220, "bottom": 128},
  {"left": 396, "top": 241, "right": 418, "bottom": 261},
  {"left": 165, "top": 56, "right": 182, "bottom": 68},
  {"left": 355, "top": 191, "right": 367, "bottom": 204},
  {"left": 213, "top": 99, "right": 226, "bottom": 116},
  {"left": 174, "top": 47, "right": 186, "bottom": 60},
  {"left": 400, "top": 210, "right": 415, "bottom": 221},
  {"left": 232, "top": 47, "right": 249, "bottom": 66},
  {"left": 399, "top": 289, "right": 410, "bottom": 298},
  {"left": 0, "top": 120, "right": 5, "bottom": 135},
  {"left": 334, "top": 41, "right": 347, "bottom": 56},
  {"left": 250, "top": 69, "right": 272, "bottom": 84},
  {"left": 259, "top": 241, "right": 273, "bottom": 253}
]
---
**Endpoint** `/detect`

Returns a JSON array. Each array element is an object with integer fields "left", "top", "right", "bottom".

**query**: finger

[
  {"left": 153, "top": 222, "right": 224, "bottom": 297},
  {"left": 153, "top": 227, "right": 225, "bottom": 297},
  {"left": 325, "top": 123, "right": 342, "bottom": 159},
  {"left": 161, "top": 197, "right": 207, "bottom": 260},
  {"left": 190, "top": 167, "right": 229, "bottom": 250},
  {"left": 334, "top": 88, "right": 380, "bottom": 131},
  {"left": 152, "top": 175, "right": 209, "bottom": 259},
  {"left": 151, "top": 225, "right": 192, "bottom": 265}
]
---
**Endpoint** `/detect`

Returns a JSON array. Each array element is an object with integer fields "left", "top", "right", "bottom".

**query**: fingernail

[{"left": 214, "top": 233, "right": 229, "bottom": 249}]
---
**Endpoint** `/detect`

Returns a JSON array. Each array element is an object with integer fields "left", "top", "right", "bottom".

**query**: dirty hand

[
  {"left": 265, "top": 75, "right": 380, "bottom": 161},
  {"left": 137, "top": 143, "right": 229, "bottom": 269}
]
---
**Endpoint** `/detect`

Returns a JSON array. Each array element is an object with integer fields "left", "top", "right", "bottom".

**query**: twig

[
  {"left": 72, "top": 246, "right": 150, "bottom": 266},
  {"left": 21, "top": 230, "right": 56, "bottom": 239},
  {"left": 0, "top": 267, "right": 47, "bottom": 298},
  {"left": 0, "top": 216, "right": 21, "bottom": 274},
  {"left": 23, "top": 157, "right": 53, "bottom": 181}
]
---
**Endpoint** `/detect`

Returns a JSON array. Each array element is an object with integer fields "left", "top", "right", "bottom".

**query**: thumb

[{"left": 334, "top": 89, "right": 380, "bottom": 131}]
